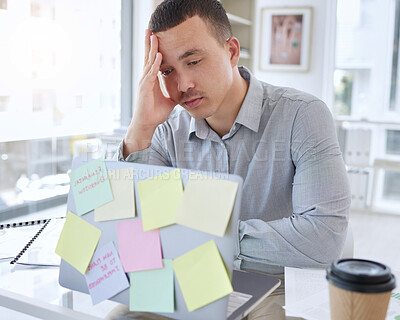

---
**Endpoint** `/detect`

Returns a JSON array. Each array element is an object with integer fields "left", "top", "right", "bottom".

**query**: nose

[{"left": 176, "top": 71, "right": 195, "bottom": 93}]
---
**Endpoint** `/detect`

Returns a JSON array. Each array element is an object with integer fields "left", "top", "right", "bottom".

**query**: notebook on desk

[
  {"left": 0, "top": 218, "right": 65, "bottom": 266},
  {"left": 59, "top": 158, "right": 280, "bottom": 319}
]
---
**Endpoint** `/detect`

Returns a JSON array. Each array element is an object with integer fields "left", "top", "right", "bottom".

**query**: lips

[{"left": 184, "top": 97, "right": 203, "bottom": 109}]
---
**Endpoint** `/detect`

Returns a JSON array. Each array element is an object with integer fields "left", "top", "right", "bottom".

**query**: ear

[{"left": 226, "top": 37, "right": 240, "bottom": 67}]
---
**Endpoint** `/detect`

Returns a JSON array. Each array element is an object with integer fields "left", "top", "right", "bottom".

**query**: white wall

[{"left": 253, "top": 0, "right": 337, "bottom": 107}]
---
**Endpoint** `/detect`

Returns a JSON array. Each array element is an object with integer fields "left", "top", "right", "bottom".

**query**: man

[{"left": 116, "top": 0, "right": 350, "bottom": 274}]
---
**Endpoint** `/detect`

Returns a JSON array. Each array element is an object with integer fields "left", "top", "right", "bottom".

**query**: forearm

[
  {"left": 114, "top": 125, "right": 172, "bottom": 167},
  {"left": 238, "top": 199, "right": 349, "bottom": 271},
  {"left": 122, "top": 122, "right": 158, "bottom": 158}
]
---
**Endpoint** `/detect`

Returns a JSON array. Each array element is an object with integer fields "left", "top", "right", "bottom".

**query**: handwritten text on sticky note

[
  {"left": 69, "top": 159, "right": 113, "bottom": 215},
  {"left": 84, "top": 241, "right": 129, "bottom": 305}
]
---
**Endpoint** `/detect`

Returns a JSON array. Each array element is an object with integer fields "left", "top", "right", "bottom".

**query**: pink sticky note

[{"left": 116, "top": 219, "right": 163, "bottom": 272}]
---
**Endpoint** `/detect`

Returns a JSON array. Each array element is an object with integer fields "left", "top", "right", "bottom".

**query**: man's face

[{"left": 156, "top": 15, "right": 235, "bottom": 120}]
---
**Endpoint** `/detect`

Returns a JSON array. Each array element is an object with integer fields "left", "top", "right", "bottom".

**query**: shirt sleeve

[
  {"left": 237, "top": 100, "right": 351, "bottom": 273},
  {"left": 113, "top": 125, "right": 172, "bottom": 167}
]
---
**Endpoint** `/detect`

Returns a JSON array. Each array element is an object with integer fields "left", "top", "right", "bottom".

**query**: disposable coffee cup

[{"left": 326, "top": 259, "right": 396, "bottom": 320}]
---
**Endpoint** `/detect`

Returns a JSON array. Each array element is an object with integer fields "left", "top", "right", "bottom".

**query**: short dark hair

[{"left": 149, "top": 0, "right": 232, "bottom": 45}]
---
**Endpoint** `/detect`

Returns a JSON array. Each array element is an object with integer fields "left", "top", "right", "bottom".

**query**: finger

[
  {"left": 140, "top": 52, "right": 162, "bottom": 86},
  {"left": 144, "top": 34, "right": 159, "bottom": 74},
  {"left": 143, "top": 29, "right": 151, "bottom": 67},
  {"left": 148, "top": 52, "right": 162, "bottom": 77},
  {"left": 149, "top": 35, "right": 158, "bottom": 65}
]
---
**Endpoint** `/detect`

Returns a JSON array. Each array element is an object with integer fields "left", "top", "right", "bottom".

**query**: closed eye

[
  {"left": 188, "top": 60, "right": 200, "bottom": 66},
  {"left": 161, "top": 69, "right": 173, "bottom": 76}
]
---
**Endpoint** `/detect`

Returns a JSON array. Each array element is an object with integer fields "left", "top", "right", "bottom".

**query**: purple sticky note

[
  {"left": 84, "top": 241, "right": 129, "bottom": 305},
  {"left": 116, "top": 219, "right": 163, "bottom": 272}
]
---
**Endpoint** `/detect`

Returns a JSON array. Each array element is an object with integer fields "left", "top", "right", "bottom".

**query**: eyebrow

[
  {"left": 178, "top": 49, "right": 205, "bottom": 60},
  {"left": 161, "top": 49, "right": 206, "bottom": 66}
]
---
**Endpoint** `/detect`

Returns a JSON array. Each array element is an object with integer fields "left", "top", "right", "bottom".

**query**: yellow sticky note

[
  {"left": 95, "top": 168, "right": 136, "bottom": 221},
  {"left": 55, "top": 211, "right": 101, "bottom": 274},
  {"left": 173, "top": 240, "right": 233, "bottom": 312},
  {"left": 137, "top": 169, "right": 183, "bottom": 231},
  {"left": 175, "top": 173, "right": 238, "bottom": 237}
]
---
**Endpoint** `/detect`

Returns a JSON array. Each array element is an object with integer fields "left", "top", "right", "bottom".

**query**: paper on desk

[
  {"left": 173, "top": 240, "right": 233, "bottom": 312},
  {"left": 129, "top": 259, "right": 174, "bottom": 313},
  {"left": 174, "top": 172, "right": 238, "bottom": 237},
  {"left": 69, "top": 159, "right": 113, "bottom": 215},
  {"left": 284, "top": 267, "right": 330, "bottom": 320},
  {"left": 16, "top": 218, "right": 65, "bottom": 266},
  {"left": 137, "top": 168, "right": 182, "bottom": 231},
  {"left": 84, "top": 241, "right": 129, "bottom": 305},
  {"left": 55, "top": 211, "right": 101, "bottom": 274},
  {"left": 116, "top": 219, "right": 162, "bottom": 272},
  {"left": 284, "top": 267, "right": 400, "bottom": 320},
  {"left": 0, "top": 224, "right": 43, "bottom": 260},
  {"left": 95, "top": 168, "right": 135, "bottom": 222}
]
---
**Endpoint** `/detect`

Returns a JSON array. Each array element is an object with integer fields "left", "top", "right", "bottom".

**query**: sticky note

[
  {"left": 129, "top": 259, "right": 174, "bottom": 313},
  {"left": 69, "top": 159, "right": 113, "bottom": 215},
  {"left": 84, "top": 242, "right": 129, "bottom": 305},
  {"left": 95, "top": 167, "right": 135, "bottom": 221},
  {"left": 116, "top": 219, "right": 162, "bottom": 272},
  {"left": 55, "top": 211, "right": 101, "bottom": 274},
  {"left": 137, "top": 169, "right": 183, "bottom": 231},
  {"left": 173, "top": 240, "right": 233, "bottom": 312},
  {"left": 175, "top": 172, "right": 238, "bottom": 237}
]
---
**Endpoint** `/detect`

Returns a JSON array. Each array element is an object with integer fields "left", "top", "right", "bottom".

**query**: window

[
  {"left": 386, "top": 130, "right": 400, "bottom": 156},
  {"left": 0, "top": 0, "right": 122, "bottom": 142},
  {"left": 334, "top": 0, "right": 396, "bottom": 119},
  {"left": 335, "top": 0, "right": 400, "bottom": 213},
  {"left": 0, "top": 0, "right": 125, "bottom": 217},
  {"left": 383, "top": 171, "right": 400, "bottom": 201},
  {"left": 390, "top": 0, "right": 400, "bottom": 112}
]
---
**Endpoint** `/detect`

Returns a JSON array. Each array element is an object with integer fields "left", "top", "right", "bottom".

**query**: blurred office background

[{"left": 0, "top": 0, "right": 399, "bottom": 223}]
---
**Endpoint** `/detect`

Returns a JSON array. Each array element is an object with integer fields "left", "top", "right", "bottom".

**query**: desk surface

[{"left": 0, "top": 260, "right": 303, "bottom": 320}]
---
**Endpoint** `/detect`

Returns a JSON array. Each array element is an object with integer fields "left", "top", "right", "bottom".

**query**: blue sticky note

[
  {"left": 69, "top": 159, "right": 113, "bottom": 215},
  {"left": 129, "top": 259, "right": 174, "bottom": 313}
]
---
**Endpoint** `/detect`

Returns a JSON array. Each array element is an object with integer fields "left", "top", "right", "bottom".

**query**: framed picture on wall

[{"left": 259, "top": 7, "right": 313, "bottom": 72}]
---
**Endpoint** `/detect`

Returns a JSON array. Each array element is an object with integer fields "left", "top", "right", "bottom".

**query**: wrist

[{"left": 123, "top": 123, "right": 156, "bottom": 157}]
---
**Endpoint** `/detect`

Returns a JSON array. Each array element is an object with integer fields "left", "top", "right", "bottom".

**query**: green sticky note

[
  {"left": 175, "top": 172, "right": 238, "bottom": 237},
  {"left": 55, "top": 211, "right": 101, "bottom": 274},
  {"left": 129, "top": 259, "right": 174, "bottom": 313},
  {"left": 173, "top": 240, "right": 233, "bottom": 312},
  {"left": 137, "top": 169, "right": 183, "bottom": 231},
  {"left": 69, "top": 159, "right": 113, "bottom": 215}
]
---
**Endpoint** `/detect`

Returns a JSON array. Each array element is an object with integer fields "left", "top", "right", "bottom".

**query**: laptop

[{"left": 59, "top": 158, "right": 280, "bottom": 319}]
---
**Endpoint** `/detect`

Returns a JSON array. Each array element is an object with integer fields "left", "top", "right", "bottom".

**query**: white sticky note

[{"left": 175, "top": 173, "right": 238, "bottom": 237}]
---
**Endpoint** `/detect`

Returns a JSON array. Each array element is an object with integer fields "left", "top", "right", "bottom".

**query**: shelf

[{"left": 227, "top": 13, "right": 251, "bottom": 26}]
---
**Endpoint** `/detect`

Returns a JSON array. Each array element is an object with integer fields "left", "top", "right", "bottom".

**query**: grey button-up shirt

[{"left": 116, "top": 67, "right": 351, "bottom": 274}]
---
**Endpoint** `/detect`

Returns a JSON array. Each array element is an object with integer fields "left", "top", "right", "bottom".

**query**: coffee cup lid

[{"left": 326, "top": 259, "right": 396, "bottom": 293}]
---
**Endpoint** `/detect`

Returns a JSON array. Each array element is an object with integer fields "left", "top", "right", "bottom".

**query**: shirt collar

[
  {"left": 234, "top": 66, "right": 263, "bottom": 133},
  {"left": 188, "top": 66, "right": 264, "bottom": 139}
]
